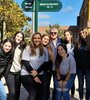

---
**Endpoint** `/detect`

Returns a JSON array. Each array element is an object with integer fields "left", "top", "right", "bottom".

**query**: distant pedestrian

[{"left": 0, "top": 39, "right": 13, "bottom": 100}]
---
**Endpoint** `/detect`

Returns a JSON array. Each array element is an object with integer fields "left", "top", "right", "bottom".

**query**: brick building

[
  {"left": 38, "top": 26, "right": 79, "bottom": 38},
  {"left": 77, "top": 0, "right": 90, "bottom": 33}
]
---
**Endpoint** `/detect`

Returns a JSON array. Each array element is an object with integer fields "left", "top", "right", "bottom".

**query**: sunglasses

[{"left": 50, "top": 32, "right": 57, "bottom": 35}]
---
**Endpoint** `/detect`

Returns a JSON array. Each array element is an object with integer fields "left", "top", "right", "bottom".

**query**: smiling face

[
  {"left": 15, "top": 33, "right": 23, "bottom": 44},
  {"left": 3, "top": 41, "right": 12, "bottom": 53},
  {"left": 42, "top": 35, "right": 50, "bottom": 46},
  {"left": 33, "top": 33, "right": 42, "bottom": 47},
  {"left": 50, "top": 28, "right": 58, "bottom": 40},
  {"left": 64, "top": 31, "right": 72, "bottom": 43},
  {"left": 80, "top": 31, "right": 87, "bottom": 39},
  {"left": 57, "top": 45, "right": 67, "bottom": 58},
  {"left": 58, "top": 46, "right": 65, "bottom": 57}
]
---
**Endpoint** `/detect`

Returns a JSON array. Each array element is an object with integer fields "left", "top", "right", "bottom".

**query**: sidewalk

[
  {"left": 49, "top": 76, "right": 80, "bottom": 100},
  {"left": 1, "top": 76, "right": 85, "bottom": 100}
]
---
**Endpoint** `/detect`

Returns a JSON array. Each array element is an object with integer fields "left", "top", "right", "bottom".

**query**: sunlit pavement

[{"left": 2, "top": 76, "right": 85, "bottom": 100}]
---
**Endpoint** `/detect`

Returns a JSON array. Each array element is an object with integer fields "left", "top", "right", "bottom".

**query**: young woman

[
  {"left": 55, "top": 43, "right": 76, "bottom": 100},
  {"left": 5, "top": 31, "right": 26, "bottom": 100},
  {"left": 20, "top": 32, "right": 48, "bottom": 100},
  {"left": 64, "top": 30, "right": 75, "bottom": 98},
  {"left": 64, "top": 30, "right": 74, "bottom": 55},
  {"left": 75, "top": 30, "right": 90, "bottom": 100},
  {"left": 0, "top": 39, "right": 13, "bottom": 100},
  {"left": 49, "top": 27, "right": 63, "bottom": 100},
  {"left": 42, "top": 34, "right": 54, "bottom": 100}
]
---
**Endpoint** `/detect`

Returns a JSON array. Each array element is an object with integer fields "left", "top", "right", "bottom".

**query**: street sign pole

[
  {"left": 32, "top": 1, "right": 35, "bottom": 34},
  {"left": 32, "top": 12, "right": 35, "bottom": 34},
  {"left": 32, "top": 0, "right": 38, "bottom": 33},
  {"left": 35, "top": 0, "right": 38, "bottom": 32}
]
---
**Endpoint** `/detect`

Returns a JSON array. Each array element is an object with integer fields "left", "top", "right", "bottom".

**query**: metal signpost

[{"left": 21, "top": 0, "right": 62, "bottom": 33}]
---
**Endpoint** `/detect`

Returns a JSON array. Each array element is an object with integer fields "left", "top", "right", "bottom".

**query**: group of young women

[{"left": 0, "top": 27, "right": 90, "bottom": 100}]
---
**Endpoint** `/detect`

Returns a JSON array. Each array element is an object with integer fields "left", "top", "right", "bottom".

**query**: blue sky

[{"left": 15, "top": 0, "right": 83, "bottom": 26}]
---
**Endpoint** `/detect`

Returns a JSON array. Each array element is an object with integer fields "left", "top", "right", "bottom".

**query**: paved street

[{"left": 2, "top": 76, "right": 85, "bottom": 100}]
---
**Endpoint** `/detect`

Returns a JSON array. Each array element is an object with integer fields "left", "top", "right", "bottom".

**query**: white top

[
  {"left": 53, "top": 39, "right": 57, "bottom": 48},
  {"left": 59, "top": 54, "right": 76, "bottom": 75},
  {"left": 66, "top": 43, "right": 74, "bottom": 56},
  {"left": 10, "top": 46, "right": 22, "bottom": 72},
  {"left": 21, "top": 46, "right": 48, "bottom": 75}
]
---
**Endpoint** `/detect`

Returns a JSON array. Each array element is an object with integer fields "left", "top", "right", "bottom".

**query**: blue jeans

[
  {"left": 54, "top": 74, "right": 75, "bottom": 100},
  {"left": 77, "top": 69, "right": 90, "bottom": 100},
  {"left": 0, "top": 81, "right": 7, "bottom": 100},
  {"left": 52, "top": 71, "right": 60, "bottom": 100}
]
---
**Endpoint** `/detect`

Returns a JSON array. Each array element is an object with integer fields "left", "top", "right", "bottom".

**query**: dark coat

[
  {"left": 86, "top": 35, "right": 90, "bottom": 50},
  {"left": 75, "top": 39, "right": 90, "bottom": 70},
  {"left": 0, "top": 48, "right": 12, "bottom": 78}
]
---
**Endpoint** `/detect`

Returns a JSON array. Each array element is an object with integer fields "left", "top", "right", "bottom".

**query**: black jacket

[
  {"left": 0, "top": 48, "right": 12, "bottom": 78},
  {"left": 75, "top": 40, "right": 90, "bottom": 70}
]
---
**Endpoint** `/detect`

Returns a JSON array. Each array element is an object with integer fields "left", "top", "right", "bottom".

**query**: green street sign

[
  {"left": 21, "top": 0, "right": 34, "bottom": 12},
  {"left": 21, "top": 0, "right": 62, "bottom": 12},
  {"left": 38, "top": 0, "right": 62, "bottom": 12}
]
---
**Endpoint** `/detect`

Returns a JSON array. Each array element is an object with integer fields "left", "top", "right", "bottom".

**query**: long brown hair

[
  {"left": 42, "top": 34, "right": 54, "bottom": 62},
  {"left": 64, "top": 30, "right": 74, "bottom": 48},
  {"left": 77, "top": 30, "right": 88, "bottom": 48},
  {"left": 30, "top": 32, "right": 44, "bottom": 56}
]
